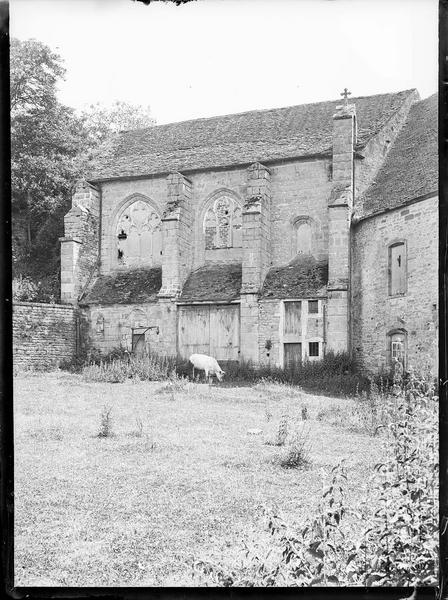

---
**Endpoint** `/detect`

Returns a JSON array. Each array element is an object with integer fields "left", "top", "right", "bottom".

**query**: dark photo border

[{"left": 1, "top": 0, "right": 446, "bottom": 598}]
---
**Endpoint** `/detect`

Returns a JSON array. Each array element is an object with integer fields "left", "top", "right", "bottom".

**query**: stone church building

[{"left": 60, "top": 89, "right": 438, "bottom": 374}]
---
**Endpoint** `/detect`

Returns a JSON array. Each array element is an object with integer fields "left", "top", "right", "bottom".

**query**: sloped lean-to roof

[
  {"left": 179, "top": 263, "right": 242, "bottom": 303},
  {"left": 361, "top": 93, "right": 438, "bottom": 219},
  {"left": 261, "top": 256, "right": 328, "bottom": 300},
  {"left": 81, "top": 268, "right": 162, "bottom": 305},
  {"left": 88, "top": 89, "right": 417, "bottom": 181}
]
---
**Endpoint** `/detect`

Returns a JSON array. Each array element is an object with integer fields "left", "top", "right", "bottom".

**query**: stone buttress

[
  {"left": 158, "top": 172, "right": 194, "bottom": 355},
  {"left": 240, "top": 162, "right": 272, "bottom": 362},
  {"left": 60, "top": 179, "right": 100, "bottom": 305},
  {"left": 326, "top": 103, "right": 356, "bottom": 352}
]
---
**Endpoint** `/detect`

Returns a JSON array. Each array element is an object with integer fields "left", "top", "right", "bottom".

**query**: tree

[
  {"left": 10, "top": 38, "right": 65, "bottom": 114},
  {"left": 11, "top": 38, "right": 156, "bottom": 301},
  {"left": 79, "top": 100, "right": 156, "bottom": 147},
  {"left": 11, "top": 39, "right": 83, "bottom": 266}
]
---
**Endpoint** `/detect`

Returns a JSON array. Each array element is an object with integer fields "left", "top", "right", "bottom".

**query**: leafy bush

[
  {"left": 193, "top": 370, "right": 438, "bottom": 586},
  {"left": 12, "top": 274, "right": 57, "bottom": 303}
]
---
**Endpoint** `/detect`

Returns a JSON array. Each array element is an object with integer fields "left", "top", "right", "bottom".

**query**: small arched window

[
  {"left": 203, "top": 196, "right": 242, "bottom": 250},
  {"left": 115, "top": 199, "right": 162, "bottom": 267},
  {"left": 293, "top": 219, "right": 312, "bottom": 256},
  {"left": 388, "top": 330, "right": 407, "bottom": 368}
]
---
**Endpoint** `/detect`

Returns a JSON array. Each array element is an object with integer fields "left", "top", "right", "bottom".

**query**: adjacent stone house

[{"left": 60, "top": 89, "right": 438, "bottom": 374}]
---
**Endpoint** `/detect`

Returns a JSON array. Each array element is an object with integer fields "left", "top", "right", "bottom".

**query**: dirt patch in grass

[{"left": 14, "top": 372, "right": 385, "bottom": 586}]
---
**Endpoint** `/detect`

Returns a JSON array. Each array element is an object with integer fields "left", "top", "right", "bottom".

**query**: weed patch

[
  {"left": 82, "top": 354, "right": 177, "bottom": 383},
  {"left": 97, "top": 405, "right": 113, "bottom": 438},
  {"left": 279, "top": 423, "right": 312, "bottom": 469}
]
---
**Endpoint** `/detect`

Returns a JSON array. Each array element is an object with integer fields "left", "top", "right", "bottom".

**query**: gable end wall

[{"left": 351, "top": 195, "right": 438, "bottom": 374}]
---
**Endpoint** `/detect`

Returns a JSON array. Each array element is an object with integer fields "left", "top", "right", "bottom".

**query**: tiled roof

[
  {"left": 88, "top": 90, "right": 416, "bottom": 181},
  {"left": 361, "top": 93, "right": 438, "bottom": 218},
  {"left": 179, "top": 263, "right": 242, "bottom": 303},
  {"left": 261, "top": 256, "right": 328, "bottom": 299},
  {"left": 81, "top": 268, "right": 162, "bottom": 305}
]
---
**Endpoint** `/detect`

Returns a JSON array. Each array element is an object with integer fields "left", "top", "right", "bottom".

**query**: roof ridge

[{"left": 119, "top": 88, "right": 417, "bottom": 135}]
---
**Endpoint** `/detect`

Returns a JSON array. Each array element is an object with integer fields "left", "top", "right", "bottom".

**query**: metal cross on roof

[{"left": 340, "top": 87, "right": 352, "bottom": 106}]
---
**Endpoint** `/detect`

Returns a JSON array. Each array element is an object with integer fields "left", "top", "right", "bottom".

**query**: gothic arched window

[
  {"left": 294, "top": 219, "right": 312, "bottom": 256},
  {"left": 116, "top": 199, "right": 162, "bottom": 267},
  {"left": 203, "top": 196, "right": 242, "bottom": 250}
]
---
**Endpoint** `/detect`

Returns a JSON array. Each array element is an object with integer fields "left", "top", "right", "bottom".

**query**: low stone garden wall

[{"left": 13, "top": 302, "right": 77, "bottom": 370}]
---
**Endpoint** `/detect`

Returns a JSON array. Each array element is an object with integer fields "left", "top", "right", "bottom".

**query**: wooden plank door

[
  {"left": 178, "top": 306, "right": 210, "bottom": 359},
  {"left": 284, "top": 301, "right": 301, "bottom": 336},
  {"left": 209, "top": 305, "right": 240, "bottom": 361},
  {"left": 284, "top": 343, "right": 302, "bottom": 368}
]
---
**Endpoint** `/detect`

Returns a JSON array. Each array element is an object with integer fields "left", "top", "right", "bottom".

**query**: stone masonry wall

[
  {"left": 99, "top": 159, "right": 333, "bottom": 277},
  {"left": 86, "top": 299, "right": 177, "bottom": 357},
  {"left": 13, "top": 302, "right": 77, "bottom": 369},
  {"left": 258, "top": 299, "right": 281, "bottom": 367},
  {"left": 351, "top": 195, "right": 438, "bottom": 374},
  {"left": 269, "top": 160, "right": 331, "bottom": 265}
]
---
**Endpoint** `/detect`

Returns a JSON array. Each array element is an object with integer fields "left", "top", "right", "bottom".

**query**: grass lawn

[{"left": 14, "top": 371, "right": 386, "bottom": 587}]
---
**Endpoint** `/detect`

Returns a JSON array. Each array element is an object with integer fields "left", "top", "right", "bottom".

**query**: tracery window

[
  {"left": 116, "top": 200, "right": 162, "bottom": 267},
  {"left": 203, "top": 196, "right": 242, "bottom": 250}
]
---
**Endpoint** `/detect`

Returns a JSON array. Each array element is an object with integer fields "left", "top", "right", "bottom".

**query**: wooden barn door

[
  {"left": 178, "top": 306, "right": 210, "bottom": 358},
  {"left": 178, "top": 304, "right": 240, "bottom": 361},
  {"left": 210, "top": 305, "right": 240, "bottom": 361}
]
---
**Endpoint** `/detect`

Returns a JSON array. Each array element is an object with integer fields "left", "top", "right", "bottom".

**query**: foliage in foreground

[
  {"left": 82, "top": 352, "right": 178, "bottom": 383},
  {"left": 193, "top": 372, "right": 438, "bottom": 587}
]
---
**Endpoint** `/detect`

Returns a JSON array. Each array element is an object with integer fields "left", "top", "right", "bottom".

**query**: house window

[
  {"left": 389, "top": 331, "right": 406, "bottom": 368},
  {"left": 308, "top": 300, "right": 319, "bottom": 314},
  {"left": 116, "top": 199, "right": 162, "bottom": 267},
  {"left": 388, "top": 242, "right": 406, "bottom": 295},
  {"left": 308, "top": 342, "right": 319, "bottom": 357},
  {"left": 204, "top": 196, "right": 242, "bottom": 250}
]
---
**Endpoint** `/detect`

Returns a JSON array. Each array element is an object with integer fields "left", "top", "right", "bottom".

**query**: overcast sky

[{"left": 10, "top": 0, "right": 438, "bottom": 125}]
